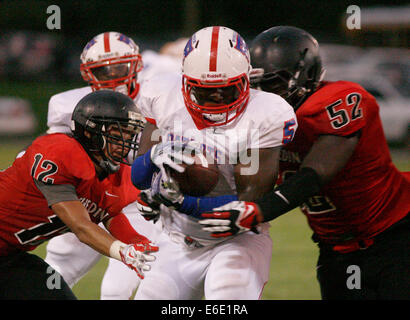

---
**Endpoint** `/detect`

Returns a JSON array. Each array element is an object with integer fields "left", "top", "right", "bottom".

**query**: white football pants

[
  {"left": 44, "top": 202, "right": 163, "bottom": 299},
  {"left": 134, "top": 223, "right": 272, "bottom": 300}
]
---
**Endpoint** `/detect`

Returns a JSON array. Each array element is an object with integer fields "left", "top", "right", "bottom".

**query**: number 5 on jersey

[
  {"left": 282, "top": 118, "right": 297, "bottom": 144},
  {"left": 31, "top": 153, "right": 58, "bottom": 184}
]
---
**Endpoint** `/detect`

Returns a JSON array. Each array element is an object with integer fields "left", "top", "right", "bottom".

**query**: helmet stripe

[
  {"left": 209, "top": 26, "right": 220, "bottom": 72},
  {"left": 104, "top": 32, "right": 111, "bottom": 52}
]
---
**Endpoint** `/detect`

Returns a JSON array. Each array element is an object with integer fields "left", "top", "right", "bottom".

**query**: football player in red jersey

[
  {"left": 0, "top": 90, "right": 158, "bottom": 299},
  {"left": 200, "top": 26, "right": 410, "bottom": 300}
]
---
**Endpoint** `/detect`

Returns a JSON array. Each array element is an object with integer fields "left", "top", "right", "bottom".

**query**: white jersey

[
  {"left": 47, "top": 51, "right": 182, "bottom": 134},
  {"left": 47, "top": 86, "right": 92, "bottom": 133},
  {"left": 139, "top": 50, "right": 182, "bottom": 82},
  {"left": 139, "top": 73, "right": 297, "bottom": 243}
]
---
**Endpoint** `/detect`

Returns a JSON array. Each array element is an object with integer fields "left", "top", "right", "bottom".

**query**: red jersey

[
  {"left": 278, "top": 81, "right": 410, "bottom": 244},
  {"left": 0, "top": 134, "right": 139, "bottom": 255}
]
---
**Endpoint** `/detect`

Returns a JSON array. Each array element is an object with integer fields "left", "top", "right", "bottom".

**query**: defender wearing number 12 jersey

[
  {"left": 0, "top": 134, "right": 137, "bottom": 255},
  {"left": 0, "top": 91, "right": 158, "bottom": 300}
]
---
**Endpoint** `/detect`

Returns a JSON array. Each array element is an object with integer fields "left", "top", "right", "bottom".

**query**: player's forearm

[
  {"left": 179, "top": 194, "right": 239, "bottom": 218},
  {"left": 52, "top": 201, "right": 123, "bottom": 259},
  {"left": 256, "top": 167, "right": 323, "bottom": 222},
  {"left": 234, "top": 147, "right": 279, "bottom": 201},
  {"left": 71, "top": 220, "right": 118, "bottom": 257}
]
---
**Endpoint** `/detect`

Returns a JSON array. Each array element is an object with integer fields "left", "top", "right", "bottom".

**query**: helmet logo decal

[
  {"left": 233, "top": 32, "right": 249, "bottom": 62},
  {"left": 209, "top": 26, "right": 220, "bottom": 72},
  {"left": 183, "top": 35, "right": 195, "bottom": 60},
  {"left": 84, "top": 37, "right": 97, "bottom": 51},
  {"left": 103, "top": 32, "right": 111, "bottom": 52},
  {"left": 81, "top": 37, "right": 97, "bottom": 61},
  {"left": 117, "top": 34, "right": 135, "bottom": 49}
]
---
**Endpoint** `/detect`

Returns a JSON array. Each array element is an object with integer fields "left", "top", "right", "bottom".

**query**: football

[{"left": 169, "top": 152, "right": 219, "bottom": 196}]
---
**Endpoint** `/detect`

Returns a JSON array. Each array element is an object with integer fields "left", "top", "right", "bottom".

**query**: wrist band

[{"left": 109, "top": 240, "right": 126, "bottom": 261}]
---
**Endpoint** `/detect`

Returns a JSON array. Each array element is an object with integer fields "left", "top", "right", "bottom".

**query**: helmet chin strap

[
  {"left": 97, "top": 134, "right": 120, "bottom": 174},
  {"left": 90, "top": 137, "right": 121, "bottom": 176},
  {"left": 98, "top": 157, "right": 120, "bottom": 174}
]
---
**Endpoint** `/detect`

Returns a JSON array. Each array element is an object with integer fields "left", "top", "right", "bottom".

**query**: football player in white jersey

[
  {"left": 131, "top": 26, "right": 297, "bottom": 299},
  {"left": 44, "top": 31, "right": 182, "bottom": 299}
]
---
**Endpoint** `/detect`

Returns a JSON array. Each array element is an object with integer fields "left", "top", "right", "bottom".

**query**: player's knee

[
  {"left": 205, "top": 250, "right": 253, "bottom": 299},
  {"left": 101, "top": 284, "right": 136, "bottom": 300},
  {"left": 134, "top": 273, "right": 180, "bottom": 300},
  {"left": 101, "top": 276, "right": 140, "bottom": 300}
]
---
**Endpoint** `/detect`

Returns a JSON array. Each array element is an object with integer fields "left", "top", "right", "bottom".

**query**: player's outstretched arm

[
  {"left": 200, "top": 134, "right": 360, "bottom": 237},
  {"left": 234, "top": 147, "right": 280, "bottom": 201},
  {"left": 52, "top": 201, "right": 158, "bottom": 279},
  {"left": 200, "top": 147, "right": 280, "bottom": 237}
]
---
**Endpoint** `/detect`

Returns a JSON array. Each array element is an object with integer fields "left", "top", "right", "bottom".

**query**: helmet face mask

[
  {"left": 252, "top": 68, "right": 309, "bottom": 107},
  {"left": 255, "top": 69, "right": 293, "bottom": 97},
  {"left": 184, "top": 73, "right": 249, "bottom": 125},
  {"left": 80, "top": 32, "right": 143, "bottom": 99},
  {"left": 182, "top": 26, "right": 251, "bottom": 127},
  {"left": 92, "top": 62, "right": 132, "bottom": 81},
  {"left": 97, "top": 120, "right": 143, "bottom": 166}
]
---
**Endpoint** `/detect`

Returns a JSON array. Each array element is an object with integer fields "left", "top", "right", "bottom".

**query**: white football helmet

[
  {"left": 182, "top": 26, "right": 251, "bottom": 128},
  {"left": 80, "top": 32, "right": 143, "bottom": 99}
]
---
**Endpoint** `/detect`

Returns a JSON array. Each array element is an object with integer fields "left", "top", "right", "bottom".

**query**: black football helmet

[
  {"left": 250, "top": 26, "right": 325, "bottom": 109},
  {"left": 71, "top": 90, "right": 145, "bottom": 175}
]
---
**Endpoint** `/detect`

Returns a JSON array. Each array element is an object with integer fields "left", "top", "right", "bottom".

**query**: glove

[
  {"left": 151, "top": 171, "right": 184, "bottom": 210},
  {"left": 150, "top": 141, "right": 201, "bottom": 179},
  {"left": 119, "top": 242, "right": 159, "bottom": 279},
  {"left": 136, "top": 189, "right": 161, "bottom": 223},
  {"left": 199, "top": 201, "right": 263, "bottom": 238}
]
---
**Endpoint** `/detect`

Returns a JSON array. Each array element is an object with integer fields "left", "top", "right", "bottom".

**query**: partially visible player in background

[
  {"left": 131, "top": 26, "right": 297, "bottom": 300},
  {"left": 43, "top": 31, "right": 183, "bottom": 299},
  {"left": 0, "top": 91, "right": 158, "bottom": 299},
  {"left": 138, "top": 37, "right": 186, "bottom": 81},
  {"left": 200, "top": 26, "right": 410, "bottom": 300}
]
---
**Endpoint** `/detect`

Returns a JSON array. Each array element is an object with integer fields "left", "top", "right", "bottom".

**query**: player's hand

[
  {"left": 150, "top": 141, "right": 197, "bottom": 179},
  {"left": 136, "top": 189, "right": 161, "bottom": 223},
  {"left": 151, "top": 171, "right": 184, "bottom": 210},
  {"left": 199, "top": 201, "right": 263, "bottom": 238},
  {"left": 119, "top": 242, "right": 159, "bottom": 279}
]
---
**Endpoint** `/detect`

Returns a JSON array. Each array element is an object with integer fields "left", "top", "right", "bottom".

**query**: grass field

[{"left": 0, "top": 141, "right": 408, "bottom": 300}]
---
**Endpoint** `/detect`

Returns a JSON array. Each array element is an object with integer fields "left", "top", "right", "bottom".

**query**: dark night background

[
  {"left": 0, "top": 0, "right": 408, "bottom": 137},
  {"left": 1, "top": 0, "right": 409, "bottom": 46}
]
